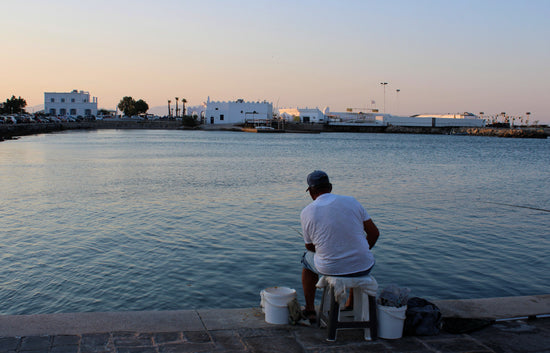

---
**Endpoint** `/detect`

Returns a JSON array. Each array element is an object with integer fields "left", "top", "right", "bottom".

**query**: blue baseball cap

[{"left": 307, "top": 170, "right": 330, "bottom": 191}]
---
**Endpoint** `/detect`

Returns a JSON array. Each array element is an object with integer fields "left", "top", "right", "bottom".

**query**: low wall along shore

[
  {"left": 0, "top": 120, "right": 185, "bottom": 140},
  {"left": 1, "top": 120, "right": 548, "bottom": 140}
]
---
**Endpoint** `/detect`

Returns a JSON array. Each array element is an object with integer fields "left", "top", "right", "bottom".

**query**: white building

[
  {"left": 278, "top": 107, "right": 325, "bottom": 123},
  {"left": 384, "top": 113, "right": 486, "bottom": 127},
  {"left": 204, "top": 97, "right": 273, "bottom": 124},
  {"left": 44, "top": 90, "right": 98, "bottom": 117},
  {"left": 412, "top": 112, "right": 480, "bottom": 119},
  {"left": 324, "top": 107, "right": 385, "bottom": 125}
]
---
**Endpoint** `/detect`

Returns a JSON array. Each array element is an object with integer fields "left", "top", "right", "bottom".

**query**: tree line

[
  {"left": 117, "top": 96, "right": 149, "bottom": 117},
  {"left": 0, "top": 96, "right": 27, "bottom": 114}
]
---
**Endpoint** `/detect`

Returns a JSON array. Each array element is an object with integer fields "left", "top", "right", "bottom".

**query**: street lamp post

[
  {"left": 380, "top": 82, "right": 388, "bottom": 114},
  {"left": 395, "top": 89, "right": 400, "bottom": 115}
]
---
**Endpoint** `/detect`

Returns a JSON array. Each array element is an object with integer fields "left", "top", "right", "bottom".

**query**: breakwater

[
  {"left": 1, "top": 120, "right": 548, "bottom": 140},
  {"left": 458, "top": 127, "right": 549, "bottom": 138},
  {"left": 309, "top": 124, "right": 548, "bottom": 138}
]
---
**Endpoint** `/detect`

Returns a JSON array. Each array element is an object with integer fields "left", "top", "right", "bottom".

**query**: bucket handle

[
  {"left": 379, "top": 306, "right": 407, "bottom": 319},
  {"left": 263, "top": 296, "right": 290, "bottom": 308}
]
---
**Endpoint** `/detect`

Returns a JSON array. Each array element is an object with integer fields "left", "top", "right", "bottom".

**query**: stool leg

[
  {"left": 326, "top": 286, "right": 339, "bottom": 342},
  {"left": 369, "top": 295, "right": 378, "bottom": 340},
  {"left": 317, "top": 286, "right": 327, "bottom": 328},
  {"left": 353, "top": 287, "right": 363, "bottom": 321},
  {"left": 354, "top": 289, "right": 371, "bottom": 341}
]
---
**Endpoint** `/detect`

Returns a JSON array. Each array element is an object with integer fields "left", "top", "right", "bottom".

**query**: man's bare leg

[
  {"left": 302, "top": 267, "right": 318, "bottom": 312},
  {"left": 345, "top": 288, "right": 354, "bottom": 309}
]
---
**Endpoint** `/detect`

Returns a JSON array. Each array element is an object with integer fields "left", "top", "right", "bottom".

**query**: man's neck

[{"left": 312, "top": 192, "right": 331, "bottom": 200}]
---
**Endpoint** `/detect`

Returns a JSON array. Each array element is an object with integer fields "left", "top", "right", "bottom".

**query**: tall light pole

[
  {"left": 396, "top": 89, "right": 400, "bottom": 115},
  {"left": 380, "top": 82, "right": 388, "bottom": 114}
]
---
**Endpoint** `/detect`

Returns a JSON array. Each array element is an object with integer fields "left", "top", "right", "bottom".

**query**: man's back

[{"left": 301, "top": 193, "right": 374, "bottom": 276}]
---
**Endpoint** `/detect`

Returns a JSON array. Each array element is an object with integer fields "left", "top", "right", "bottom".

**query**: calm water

[{"left": 0, "top": 130, "right": 548, "bottom": 315}]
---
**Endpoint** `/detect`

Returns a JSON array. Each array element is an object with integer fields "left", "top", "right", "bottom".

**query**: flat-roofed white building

[
  {"left": 384, "top": 113, "right": 486, "bottom": 127},
  {"left": 44, "top": 90, "right": 98, "bottom": 117},
  {"left": 326, "top": 110, "right": 385, "bottom": 125},
  {"left": 204, "top": 97, "right": 273, "bottom": 124},
  {"left": 278, "top": 107, "right": 325, "bottom": 123},
  {"left": 412, "top": 112, "right": 480, "bottom": 119}
]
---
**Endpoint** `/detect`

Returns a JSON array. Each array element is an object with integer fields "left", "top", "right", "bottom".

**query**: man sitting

[{"left": 300, "top": 170, "right": 380, "bottom": 322}]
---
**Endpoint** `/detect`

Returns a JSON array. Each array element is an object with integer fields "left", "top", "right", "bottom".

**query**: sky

[{"left": 2, "top": 0, "right": 549, "bottom": 122}]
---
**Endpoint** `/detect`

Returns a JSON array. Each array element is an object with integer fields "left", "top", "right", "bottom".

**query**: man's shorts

[
  {"left": 301, "top": 250, "right": 374, "bottom": 277},
  {"left": 301, "top": 250, "right": 320, "bottom": 274}
]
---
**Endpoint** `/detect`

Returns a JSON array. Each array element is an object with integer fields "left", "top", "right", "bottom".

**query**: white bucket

[
  {"left": 377, "top": 304, "right": 407, "bottom": 339},
  {"left": 260, "top": 287, "right": 296, "bottom": 324}
]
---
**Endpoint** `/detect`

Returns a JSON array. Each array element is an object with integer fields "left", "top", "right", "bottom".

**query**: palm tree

[
  {"left": 167, "top": 100, "right": 171, "bottom": 117},
  {"left": 181, "top": 98, "right": 187, "bottom": 116}
]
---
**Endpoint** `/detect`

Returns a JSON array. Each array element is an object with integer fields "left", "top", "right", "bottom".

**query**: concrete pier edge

[{"left": 1, "top": 294, "right": 548, "bottom": 337}]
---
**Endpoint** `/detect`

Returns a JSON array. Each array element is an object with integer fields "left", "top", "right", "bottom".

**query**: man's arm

[{"left": 364, "top": 219, "right": 379, "bottom": 249}]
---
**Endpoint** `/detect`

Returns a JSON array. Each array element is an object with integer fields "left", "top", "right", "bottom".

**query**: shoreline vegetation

[{"left": 1, "top": 120, "right": 548, "bottom": 141}]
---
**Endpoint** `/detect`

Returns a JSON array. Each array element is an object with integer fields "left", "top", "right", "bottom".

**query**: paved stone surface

[
  {"left": 1, "top": 318, "right": 549, "bottom": 352},
  {"left": 434, "top": 294, "right": 550, "bottom": 320},
  {"left": 0, "top": 311, "right": 203, "bottom": 337},
  {"left": 1, "top": 295, "right": 549, "bottom": 352}
]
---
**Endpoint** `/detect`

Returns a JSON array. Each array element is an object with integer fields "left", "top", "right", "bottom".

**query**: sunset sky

[{"left": 2, "top": 0, "right": 549, "bottom": 122}]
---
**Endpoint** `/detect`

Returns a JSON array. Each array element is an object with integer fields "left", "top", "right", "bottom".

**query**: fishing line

[
  {"left": 482, "top": 201, "right": 550, "bottom": 213},
  {"left": 289, "top": 226, "right": 303, "bottom": 237}
]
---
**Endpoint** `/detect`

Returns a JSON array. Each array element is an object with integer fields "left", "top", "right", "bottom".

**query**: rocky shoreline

[
  {"left": 458, "top": 127, "right": 549, "bottom": 138},
  {"left": 1, "top": 121, "right": 548, "bottom": 141}
]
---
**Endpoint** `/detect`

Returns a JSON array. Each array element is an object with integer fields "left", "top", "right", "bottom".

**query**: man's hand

[{"left": 364, "top": 219, "right": 379, "bottom": 249}]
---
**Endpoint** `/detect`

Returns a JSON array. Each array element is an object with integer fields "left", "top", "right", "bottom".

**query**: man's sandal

[{"left": 302, "top": 309, "right": 317, "bottom": 324}]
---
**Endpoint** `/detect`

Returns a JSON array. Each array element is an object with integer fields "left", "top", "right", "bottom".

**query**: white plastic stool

[{"left": 316, "top": 275, "right": 378, "bottom": 342}]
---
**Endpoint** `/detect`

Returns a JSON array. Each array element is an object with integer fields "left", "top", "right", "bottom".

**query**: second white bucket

[
  {"left": 377, "top": 304, "right": 407, "bottom": 339},
  {"left": 260, "top": 287, "right": 296, "bottom": 324}
]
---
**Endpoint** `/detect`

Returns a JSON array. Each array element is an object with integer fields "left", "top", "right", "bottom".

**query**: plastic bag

[
  {"left": 404, "top": 297, "right": 442, "bottom": 336},
  {"left": 377, "top": 284, "right": 410, "bottom": 308}
]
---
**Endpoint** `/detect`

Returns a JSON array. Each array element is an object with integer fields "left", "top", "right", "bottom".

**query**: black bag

[{"left": 404, "top": 297, "right": 442, "bottom": 336}]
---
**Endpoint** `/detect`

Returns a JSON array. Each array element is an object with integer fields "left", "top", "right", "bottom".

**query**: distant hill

[
  {"left": 147, "top": 106, "right": 169, "bottom": 116},
  {"left": 27, "top": 104, "right": 44, "bottom": 113}
]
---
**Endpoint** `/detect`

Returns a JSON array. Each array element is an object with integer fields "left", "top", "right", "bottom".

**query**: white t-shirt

[{"left": 301, "top": 193, "right": 374, "bottom": 275}]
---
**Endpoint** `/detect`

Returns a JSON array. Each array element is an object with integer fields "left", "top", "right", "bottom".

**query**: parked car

[{"left": 5, "top": 116, "right": 17, "bottom": 124}]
